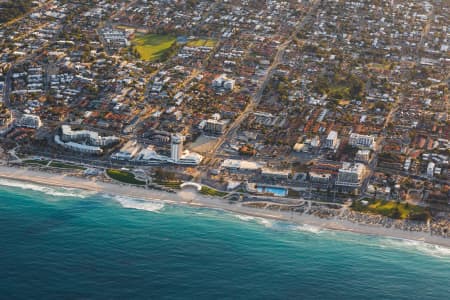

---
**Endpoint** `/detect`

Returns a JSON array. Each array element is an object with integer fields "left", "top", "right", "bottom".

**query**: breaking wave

[
  {"left": 378, "top": 238, "right": 450, "bottom": 259},
  {"left": 113, "top": 195, "right": 165, "bottom": 213},
  {"left": 0, "top": 178, "right": 94, "bottom": 198},
  {"left": 233, "top": 214, "right": 323, "bottom": 233}
]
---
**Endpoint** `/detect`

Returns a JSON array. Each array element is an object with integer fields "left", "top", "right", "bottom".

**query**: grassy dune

[
  {"left": 352, "top": 199, "right": 430, "bottom": 221},
  {"left": 107, "top": 169, "right": 146, "bottom": 185}
]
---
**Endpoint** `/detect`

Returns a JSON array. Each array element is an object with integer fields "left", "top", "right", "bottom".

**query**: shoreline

[{"left": 0, "top": 165, "right": 449, "bottom": 248}]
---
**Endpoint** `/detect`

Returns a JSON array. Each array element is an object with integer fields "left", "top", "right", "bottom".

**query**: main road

[{"left": 206, "top": 0, "right": 320, "bottom": 164}]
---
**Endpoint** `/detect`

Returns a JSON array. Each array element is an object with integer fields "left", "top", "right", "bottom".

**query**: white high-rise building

[{"left": 171, "top": 134, "right": 184, "bottom": 162}]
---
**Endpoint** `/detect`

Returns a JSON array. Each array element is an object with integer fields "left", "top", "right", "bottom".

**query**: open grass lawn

[
  {"left": 186, "top": 39, "right": 216, "bottom": 48},
  {"left": 154, "top": 180, "right": 182, "bottom": 189},
  {"left": 23, "top": 159, "right": 49, "bottom": 166},
  {"left": 352, "top": 199, "right": 430, "bottom": 221},
  {"left": 49, "top": 161, "right": 86, "bottom": 170},
  {"left": 132, "top": 34, "right": 176, "bottom": 61},
  {"left": 287, "top": 189, "right": 301, "bottom": 198},
  {"left": 24, "top": 159, "right": 85, "bottom": 170},
  {"left": 107, "top": 169, "right": 146, "bottom": 185}
]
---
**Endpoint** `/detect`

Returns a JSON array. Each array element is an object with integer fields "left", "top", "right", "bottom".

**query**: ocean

[{"left": 0, "top": 179, "right": 449, "bottom": 299}]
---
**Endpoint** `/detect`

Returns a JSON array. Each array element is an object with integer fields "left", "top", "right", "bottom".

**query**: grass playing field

[
  {"left": 186, "top": 39, "right": 216, "bottom": 48},
  {"left": 132, "top": 34, "right": 176, "bottom": 61}
]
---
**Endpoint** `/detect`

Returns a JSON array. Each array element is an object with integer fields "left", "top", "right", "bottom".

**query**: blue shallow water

[
  {"left": 256, "top": 186, "right": 287, "bottom": 197},
  {"left": 0, "top": 181, "right": 449, "bottom": 299}
]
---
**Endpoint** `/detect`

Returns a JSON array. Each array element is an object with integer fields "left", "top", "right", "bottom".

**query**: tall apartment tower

[{"left": 171, "top": 134, "right": 184, "bottom": 162}]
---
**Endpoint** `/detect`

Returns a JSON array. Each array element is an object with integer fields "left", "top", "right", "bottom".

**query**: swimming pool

[{"left": 256, "top": 186, "right": 287, "bottom": 197}]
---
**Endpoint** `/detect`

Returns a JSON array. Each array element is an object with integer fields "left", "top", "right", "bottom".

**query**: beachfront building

[
  {"left": 171, "top": 134, "right": 203, "bottom": 165},
  {"left": 109, "top": 135, "right": 203, "bottom": 166},
  {"left": 61, "top": 125, "right": 119, "bottom": 147},
  {"left": 111, "top": 140, "right": 141, "bottom": 160},
  {"left": 335, "top": 162, "right": 367, "bottom": 194},
  {"left": 54, "top": 125, "right": 119, "bottom": 154},
  {"left": 221, "top": 159, "right": 265, "bottom": 174},
  {"left": 349, "top": 133, "right": 376, "bottom": 150},
  {"left": 54, "top": 135, "right": 103, "bottom": 154},
  {"left": 171, "top": 134, "right": 184, "bottom": 162},
  {"left": 135, "top": 146, "right": 171, "bottom": 165},
  {"left": 261, "top": 168, "right": 290, "bottom": 179},
  {"left": 309, "top": 172, "right": 332, "bottom": 190},
  {"left": 177, "top": 151, "right": 203, "bottom": 166}
]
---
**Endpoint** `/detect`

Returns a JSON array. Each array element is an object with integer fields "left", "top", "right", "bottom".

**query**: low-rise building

[
  {"left": 324, "top": 130, "right": 338, "bottom": 149},
  {"left": 212, "top": 74, "right": 235, "bottom": 91},
  {"left": 221, "top": 159, "right": 264, "bottom": 173},
  {"left": 204, "top": 119, "right": 227, "bottom": 135},
  {"left": 178, "top": 151, "right": 203, "bottom": 165},
  {"left": 17, "top": 114, "right": 42, "bottom": 129},
  {"left": 349, "top": 133, "right": 376, "bottom": 150},
  {"left": 355, "top": 149, "right": 371, "bottom": 163},
  {"left": 111, "top": 140, "right": 141, "bottom": 160},
  {"left": 261, "top": 168, "right": 290, "bottom": 179}
]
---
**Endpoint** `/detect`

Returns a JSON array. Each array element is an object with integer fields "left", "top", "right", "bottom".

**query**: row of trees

[
  {"left": 0, "top": 0, "right": 34, "bottom": 23},
  {"left": 313, "top": 73, "right": 365, "bottom": 101}
]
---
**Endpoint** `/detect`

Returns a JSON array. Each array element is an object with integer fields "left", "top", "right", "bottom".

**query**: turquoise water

[
  {"left": 0, "top": 179, "right": 449, "bottom": 299},
  {"left": 256, "top": 186, "right": 287, "bottom": 197}
]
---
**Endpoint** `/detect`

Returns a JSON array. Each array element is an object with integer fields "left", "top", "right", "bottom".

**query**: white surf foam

[
  {"left": 233, "top": 213, "right": 324, "bottom": 233},
  {"left": 233, "top": 213, "right": 276, "bottom": 227},
  {"left": 322, "top": 231, "right": 450, "bottom": 259},
  {"left": 291, "top": 224, "right": 323, "bottom": 234},
  {"left": 379, "top": 238, "right": 450, "bottom": 259},
  {"left": 0, "top": 178, "right": 94, "bottom": 198},
  {"left": 113, "top": 195, "right": 165, "bottom": 213},
  {"left": 258, "top": 217, "right": 276, "bottom": 228},
  {"left": 234, "top": 214, "right": 258, "bottom": 222}
]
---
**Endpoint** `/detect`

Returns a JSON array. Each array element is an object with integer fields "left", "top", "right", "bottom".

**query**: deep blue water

[{"left": 0, "top": 179, "right": 449, "bottom": 299}]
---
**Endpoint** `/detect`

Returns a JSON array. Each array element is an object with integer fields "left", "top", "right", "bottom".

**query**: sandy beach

[{"left": 0, "top": 165, "right": 449, "bottom": 248}]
